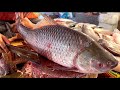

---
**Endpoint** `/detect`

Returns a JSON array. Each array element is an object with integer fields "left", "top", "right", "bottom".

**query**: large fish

[{"left": 16, "top": 13, "right": 118, "bottom": 74}]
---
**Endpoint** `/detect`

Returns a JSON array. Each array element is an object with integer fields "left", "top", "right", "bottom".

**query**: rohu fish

[{"left": 15, "top": 12, "right": 118, "bottom": 74}]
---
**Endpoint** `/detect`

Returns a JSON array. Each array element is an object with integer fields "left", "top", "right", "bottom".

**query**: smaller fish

[
  {"left": 100, "top": 34, "right": 114, "bottom": 42},
  {"left": 83, "top": 23, "right": 97, "bottom": 28},
  {"left": 75, "top": 23, "right": 84, "bottom": 28},
  {"left": 72, "top": 23, "right": 96, "bottom": 33},
  {"left": 54, "top": 18, "right": 77, "bottom": 28},
  {"left": 93, "top": 27, "right": 113, "bottom": 36},
  {"left": 98, "top": 39, "right": 120, "bottom": 56},
  {"left": 113, "top": 29, "right": 120, "bottom": 45},
  {"left": 71, "top": 23, "right": 84, "bottom": 32},
  {"left": 82, "top": 24, "right": 100, "bottom": 41}
]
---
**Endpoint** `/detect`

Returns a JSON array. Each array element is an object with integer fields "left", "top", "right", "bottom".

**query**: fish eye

[
  {"left": 107, "top": 61, "right": 118, "bottom": 67},
  {"left": 97, "top": 63, "right": 103, "bottom": 68},
  {"left": 97, "top": 62, "right": 104, "bottom": 68},
  {"left": 91, "top": 60, "right": 104, "bottom": 68}
]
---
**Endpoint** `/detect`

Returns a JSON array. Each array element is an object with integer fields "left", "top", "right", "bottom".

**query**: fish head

[
  {"left": 90, "top": 52, "right": 118, "bottom": 73},
  {"left": 76, "top": 41, "right": 118, "bottom": 74}
]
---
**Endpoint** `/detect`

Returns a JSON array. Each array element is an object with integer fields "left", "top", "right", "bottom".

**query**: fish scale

[{"left": 17, "top": 21, "right": 118, "bottom": 73}]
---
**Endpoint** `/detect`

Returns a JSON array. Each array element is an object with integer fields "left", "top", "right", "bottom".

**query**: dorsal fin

[{"left": 33, "top": 14, "right": 58, "bottom": 29}]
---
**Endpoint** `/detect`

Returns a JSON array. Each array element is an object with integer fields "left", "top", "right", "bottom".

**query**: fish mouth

[
  {"left": 92, "top": 60, "right": 118, "bottom": 73},
  {"left": 89, "top": 60, "right": 118, "bottom": 73},
  {"left": 109, "top": 60, "right": 118, "bottom": 69}
]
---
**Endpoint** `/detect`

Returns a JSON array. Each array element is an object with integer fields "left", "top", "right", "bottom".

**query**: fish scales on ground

[{"left": 16, "top": 13, "right": 118, "bottom": 74}]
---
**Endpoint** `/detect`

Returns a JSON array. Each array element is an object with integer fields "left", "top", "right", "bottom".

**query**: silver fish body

[{"left": 17, "top": 23, "right": 118, "bottom": 74}]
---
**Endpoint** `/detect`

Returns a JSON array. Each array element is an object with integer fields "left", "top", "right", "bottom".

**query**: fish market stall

[{"left": 0, "top": 12, "right": 119, "bottom": 78}]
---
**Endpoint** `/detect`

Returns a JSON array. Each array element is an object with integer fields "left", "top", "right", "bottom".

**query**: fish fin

[{"left": 33, "top": 14, "right": 58, "bottom": 29}]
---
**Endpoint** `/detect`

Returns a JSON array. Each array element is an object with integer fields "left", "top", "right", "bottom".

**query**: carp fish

[{"left": 16, "top": 13, "right": 118, "bottom": 74}]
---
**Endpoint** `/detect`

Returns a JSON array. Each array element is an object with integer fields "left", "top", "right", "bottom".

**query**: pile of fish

[
  {"left": 61, "top": 20, "right": 120, "bottom": 73},
  {"left": 0, "top": 13, "right": 119, "bottom": 78}
]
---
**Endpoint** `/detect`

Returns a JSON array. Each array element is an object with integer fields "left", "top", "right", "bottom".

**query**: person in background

[
  {"left": 38, "top": 12, "right": 74, "bottom": 19},
  {"left": 59, "top": 12, "right": 73, "bottom": 19}
]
